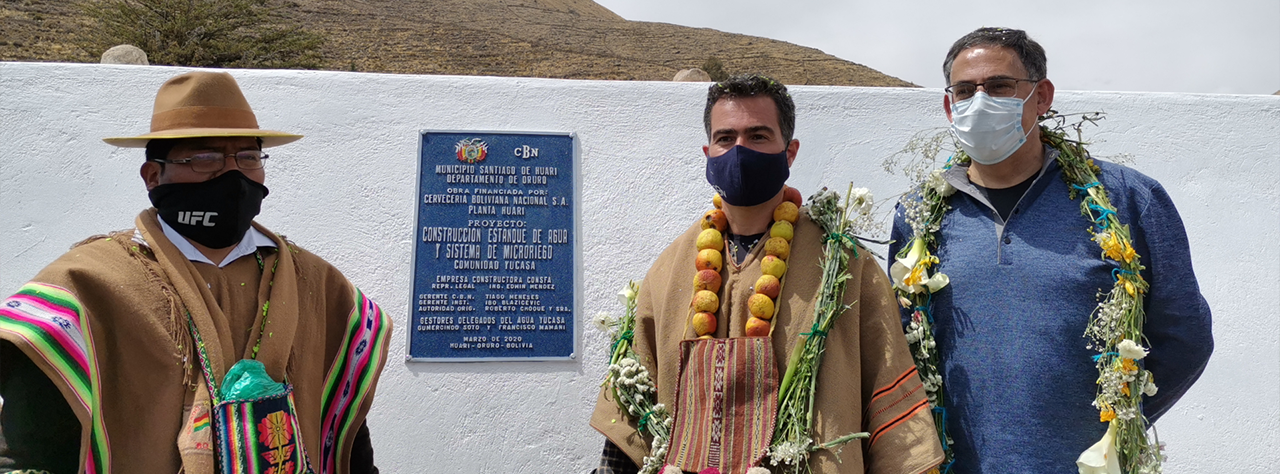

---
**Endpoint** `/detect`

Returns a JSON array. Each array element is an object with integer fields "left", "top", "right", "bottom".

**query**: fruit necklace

[{"left": 689, "top": 187, "right": 801, "bottom": 338}]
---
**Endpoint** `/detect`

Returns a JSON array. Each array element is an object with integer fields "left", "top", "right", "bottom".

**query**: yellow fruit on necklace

[
  {"left": 782, "top": 186, "right": 803, "bottom": 207},
  {"left": 694, "top": 194, "right": 797, "bottom": 341},
  {"left": 696, "top": 228, "right": 724, "bottom": 251},
  {"left": 691, "top": 311, "right": 717, "bottom": 336},
  {"left": 773, "top": 201, "right": 799, "bottom": 223},
  {"left": 701, "top": 209, "right": 728, "bottom": 232},
  {"left": 770, "top": 220, "right": 794, "bottom": 241},
  {"left": 747, "top": 293, "right": 775, "bottom": 320},
  {"left": 695, "top": 248, "right": 723, "bottom": 272},
  {"left": 763, "top": 237, "right": 791, "bottom": 260},
  {"left": 691, "top": 290, "right": 719, "bottom": 313},
  {"left": 761, "top": 255, "right": 787, "bottom": 279},
  {"left": 744, "top": 317, "right": 771, "bottom": 337},
  {"left": 693, "top": 269, "right": 723, "bottom": 293},
  {"left": 755, "top": 274, "right": 781, "bottom": 299}
]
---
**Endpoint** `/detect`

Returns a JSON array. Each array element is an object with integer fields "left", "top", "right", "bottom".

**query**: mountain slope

[{"left": 0, "top": 0, "right": 914, "bottom": 86}]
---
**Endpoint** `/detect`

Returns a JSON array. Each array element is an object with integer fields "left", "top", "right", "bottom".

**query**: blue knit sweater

[{"left": 888, "top": 146, "right": 1213, "bottom": 473}]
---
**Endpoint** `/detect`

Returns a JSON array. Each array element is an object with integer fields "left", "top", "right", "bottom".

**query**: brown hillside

[{"left": 0, "top": 0, "right": 915, "bottom": 86}]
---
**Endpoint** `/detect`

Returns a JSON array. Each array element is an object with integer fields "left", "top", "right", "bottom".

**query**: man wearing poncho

[
  {"left": 888, "top": 28, "right": 1213, "bottom": 473},
  {"left": 0, "top": 72, "right": 391, "bottom": 474},
  {"left": 591, "top": 74, "right": 942, "bottom": 474}
]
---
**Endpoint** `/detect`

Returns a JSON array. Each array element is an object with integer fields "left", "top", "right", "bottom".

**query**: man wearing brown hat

[{"left": 0, "top": 71, "right": 390, "bottom": 474}]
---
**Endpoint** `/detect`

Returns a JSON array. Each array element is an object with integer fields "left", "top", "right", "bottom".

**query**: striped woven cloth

[{"left": 666, "top": 337, "right": 777, "bottom": 473}]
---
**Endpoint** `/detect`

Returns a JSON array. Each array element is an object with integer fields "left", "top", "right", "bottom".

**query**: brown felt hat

[{"left": 103, "top": 71, "right": 302, "bottom": 148}]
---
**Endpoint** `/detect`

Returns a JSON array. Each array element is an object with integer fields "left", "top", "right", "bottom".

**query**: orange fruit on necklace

[{"left": 745, "top": 317, "right": 771, "bottom": 337}]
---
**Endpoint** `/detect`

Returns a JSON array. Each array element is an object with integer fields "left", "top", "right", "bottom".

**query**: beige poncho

[
  {"left": 0, "top": 210, "right": 391, "bottom": 473},
  {"left": 591, "top": 213, "right": 943, "bottom": 474}
]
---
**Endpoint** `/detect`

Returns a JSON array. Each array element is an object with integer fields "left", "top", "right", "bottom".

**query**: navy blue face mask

[{"left": 705, "top": 145, "right": 790, "bottom": 207}]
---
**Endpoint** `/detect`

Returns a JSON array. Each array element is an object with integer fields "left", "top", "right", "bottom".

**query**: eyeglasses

[
  {"left": 151, "top": 150, "right": 268, "bottom": 173},
  {"left": 945, "top": 78, "right": 1039, "bottom": 101}
]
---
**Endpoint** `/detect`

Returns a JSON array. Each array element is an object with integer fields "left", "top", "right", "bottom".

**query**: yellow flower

[
  {"left": 1096, "top": 229, "right": 1138, "bottom": 263},
  {"left": 1121, "top": 278, "right": 1136, "bottom": 297},
  {"left": 1096, "top": 232, "right": 1124, "bottom": 261},
  {"left": 1099, "top": 407, "right": 1116, "bottom": 423},
  {"left": 1117, "top": 274, "right": 1147, "bottom": 297},
  {"left": 1121, "top": 384, "right": 1131, "bottom": 397},
  {"left": 904, "top": 265, "right": 926, "bottom": 287},
  {"left": 1120, "top": 239, "right": 1137, "bottom": 263},
  {"left": 1120, "top": 358, "right": 1139, "bottom": 375}
]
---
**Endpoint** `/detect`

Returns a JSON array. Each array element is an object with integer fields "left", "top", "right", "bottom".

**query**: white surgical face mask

[{"left": 949, "top": 83, "right": 1038, "bottom": 165}]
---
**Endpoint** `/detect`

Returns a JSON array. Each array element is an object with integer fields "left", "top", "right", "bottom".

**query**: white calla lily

[
  {"left": 1076, "top": 422, "right": 1121, "bottom": 474},
  {"left": 891, "top": 238, "right": 948, "bottom": 293},
  {"left": 890, "top": 238, "right": 926, "bottom": 291},
  {"left": 925, "top": 272, "right": 950, "bottom": 292},
  {"left": 618, "top": 285, "right": 637, "bottom": 305}
]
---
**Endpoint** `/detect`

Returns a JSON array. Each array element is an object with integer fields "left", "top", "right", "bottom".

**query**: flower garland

[
  {"left": 689, "top": 187, "right": 802, "bottom": 338},
  {"left": 891, "top": 113, "right": 1163, "bottom": 474},
  {"left": 767, "top": 185, "right": 872, "bottom": 474},
  {"left": 891, "top": 164, "right": 957, "bottom": 472},
  {"left": 598, "top": 281, "right": 673, "bottom": 474}
]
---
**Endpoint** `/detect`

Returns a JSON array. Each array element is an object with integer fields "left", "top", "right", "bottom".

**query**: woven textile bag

[{"left": 666, "top": 336, "right": 778, "bottom": 473}]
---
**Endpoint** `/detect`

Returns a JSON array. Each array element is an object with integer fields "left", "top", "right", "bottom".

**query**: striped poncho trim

[
  {"left": 0, "top": 283, "right": 112, "bottom": 474},
  {"left": 318, "top": 288, "right": 391, "bottom": 474}
]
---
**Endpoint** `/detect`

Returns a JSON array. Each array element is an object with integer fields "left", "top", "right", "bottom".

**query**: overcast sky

[{"left": 594, "top": 0, "right": 1280, "bottom": 95}]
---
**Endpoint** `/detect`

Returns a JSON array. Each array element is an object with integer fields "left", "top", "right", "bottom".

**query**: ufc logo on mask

[{"left": 177, "top": 211, "right": 218, "bottom": 227}]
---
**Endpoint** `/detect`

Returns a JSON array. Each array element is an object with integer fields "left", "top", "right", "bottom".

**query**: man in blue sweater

[{"left": 888, "top": 27, "right": 1213, "bottom": 472}]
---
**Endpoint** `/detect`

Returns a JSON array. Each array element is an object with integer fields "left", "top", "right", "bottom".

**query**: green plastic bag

[{"left": 219, "top": 359, "right": 287, "bottom": 401}]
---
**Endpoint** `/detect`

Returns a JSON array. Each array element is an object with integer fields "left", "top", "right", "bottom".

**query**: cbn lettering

[{"left": 514, "top": 145, "right": 539, "bottom": 159}]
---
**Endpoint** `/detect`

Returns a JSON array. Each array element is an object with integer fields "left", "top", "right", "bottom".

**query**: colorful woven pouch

[
  {"left": 211, "top": 388, "right": 312, "bottom": 474},
  {"left": 666, "top": 336, "right": 778, "bottom": 473}
]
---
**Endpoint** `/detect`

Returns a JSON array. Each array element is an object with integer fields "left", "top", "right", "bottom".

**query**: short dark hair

[
  {"left": 704, "top": 73, "right": 796, "bottom": 143},
  {"left": 145, "top": 138, "right": 180, "bottom": 165},
  {"left": 943, "top": 27, "right": 1047, "bottom": 85}
]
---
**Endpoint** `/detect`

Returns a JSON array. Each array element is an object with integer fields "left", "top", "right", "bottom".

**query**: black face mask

[
  {"left": 705, "top": 145, "right": 790, "bottom": 207},
  {"left": 149, "top": 170, "right": 269, "bottom": 249}
]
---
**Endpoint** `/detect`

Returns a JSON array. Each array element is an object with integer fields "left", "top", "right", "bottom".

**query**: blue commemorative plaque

[{"left": 408, "top": 131, "right": 576, "bottom": 361}]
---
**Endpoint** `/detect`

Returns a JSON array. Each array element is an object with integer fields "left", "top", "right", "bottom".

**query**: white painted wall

[{"left": 1, "top": 62, "right": 1275, "bottom": 473}]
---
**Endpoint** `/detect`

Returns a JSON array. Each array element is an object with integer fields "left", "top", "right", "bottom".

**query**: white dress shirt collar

[{"left": 157, "top": 217, "right": 277, "bottom": 268}]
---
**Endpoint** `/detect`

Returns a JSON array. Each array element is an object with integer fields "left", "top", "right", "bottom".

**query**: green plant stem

[
  {"left": 778, "top": 334, "right": 808, "bottom": 399},
  {"left": 814, "top": 432, "right": 870, "bottom": 450}
]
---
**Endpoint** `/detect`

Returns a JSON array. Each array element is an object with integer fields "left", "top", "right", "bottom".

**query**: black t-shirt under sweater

[{"left": 973, "top": 172, "right": 1037, "bottom": 221}]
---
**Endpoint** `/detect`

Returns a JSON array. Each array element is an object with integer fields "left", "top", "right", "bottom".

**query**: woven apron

[{"left": 665, "top": 336, "right": 778, "bottom": 473}]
